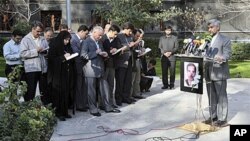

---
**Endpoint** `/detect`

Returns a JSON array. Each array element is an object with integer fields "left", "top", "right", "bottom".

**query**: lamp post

[{"left": 66, "top": 0, "right": 71, "bottom": 29}]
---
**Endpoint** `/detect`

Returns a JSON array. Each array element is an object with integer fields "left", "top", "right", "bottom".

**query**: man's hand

[
  {"left": 214, "top": 55, "right": 225, "bottom": 64},
  {"left": 37, "top": 46, "right": 43, "bottom": 52},
  {"left": 99, "top": 51, "right": 108, "bottom": 57},
  {"left": 96, "top": 48, "right": 101, "bottom": 54},
  {"left": 110, "top": 48, "right": 117, "bottom": 54},
  {"left": 129, "top": 42, "right": 136, "bottom": 48},
  {"left": 164, "top": 52, "right": 172, "bottom": 57},
  {"left": 64, "top": 53, "right": 70, "bottom": 58}
]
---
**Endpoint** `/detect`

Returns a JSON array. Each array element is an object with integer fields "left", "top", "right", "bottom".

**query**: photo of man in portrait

[{"left": 184, "top": 62, "right": 199, "bottom": 89}]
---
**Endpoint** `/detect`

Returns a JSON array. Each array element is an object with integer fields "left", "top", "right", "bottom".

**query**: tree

[
  {"left": 95, "top": 0, "right": 164, "bottom": 28},
  {"left": 0, "top": 0, "right": 41, "bottom": 22},
  {"left": 96, "top": 0, "right": 205, "bottom": 32},
  {"left": 217, "top": 0, "right": 250, "bottom": 31}
]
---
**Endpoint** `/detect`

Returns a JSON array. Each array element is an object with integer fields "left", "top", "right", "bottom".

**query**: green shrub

[
  {"left": 231, "top": 42, "right": 250, "bottom": 61},
  {"left": 0, "top": 66, "right": 57, "bottom": 141}
]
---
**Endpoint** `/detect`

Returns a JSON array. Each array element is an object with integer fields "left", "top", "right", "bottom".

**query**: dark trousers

[
  {"left": 140, "top": 76, "right": 153, "bottom": 91},
  {"left": 24, "top": 71, "right": 41, "bottom": 101},
  {"left": 161, "top": 58, "right": 176, "bottom": 87},
  {"left": 40, "top": 73, "right": 51, "bottom": 105},
  {"left": 115, "top": 59, "right": 132, "bottom": 103},
  {"left": 75, "top": 73, "right": 88, "bottom": 110},
  {"left": 5, "top": 64, "right": 25, "bottom": 81}
]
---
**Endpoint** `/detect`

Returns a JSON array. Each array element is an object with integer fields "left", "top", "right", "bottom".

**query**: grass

[{"left": 0, "top": 57, "right": 249, "bottom": 78}]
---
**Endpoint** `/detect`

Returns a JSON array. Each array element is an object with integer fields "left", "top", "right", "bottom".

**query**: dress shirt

[{"left": 3, "top": 39, "right": 23, "bottom": 65}]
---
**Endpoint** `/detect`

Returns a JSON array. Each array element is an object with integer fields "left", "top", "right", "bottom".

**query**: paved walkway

[{"left": 50, "top": 78, "right": 250, "bottom": 141}]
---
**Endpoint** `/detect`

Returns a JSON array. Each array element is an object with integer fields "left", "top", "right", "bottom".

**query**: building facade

[{"left": 0, "top": 0, "right": 250, "bottom": 40}]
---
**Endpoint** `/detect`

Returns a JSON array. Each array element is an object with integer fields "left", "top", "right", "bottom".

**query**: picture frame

[{"left": 179, "top": 56, "right": 203, "bottom": 94}]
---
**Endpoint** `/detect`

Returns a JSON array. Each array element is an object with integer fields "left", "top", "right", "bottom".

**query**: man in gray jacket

[
  {"left": 203, "top": 19, "right": 231, "bottom": 127},
  {"left": 159, "top": 26, "right": 179, "bottom": 89},
  {"left": 81, "top": 26, "right": 120, "bottom": 116},
  {"left": 20, "top": 21, "right": 48, "bottom": 101}
]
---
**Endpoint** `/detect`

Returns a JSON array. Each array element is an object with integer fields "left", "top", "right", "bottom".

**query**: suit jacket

[
  {"left": 81, "top": 37, "right": 105, "bottom": 78},
  {"left": 115, "top": 33, "right": 133, "bottom": 68},
  {"left": 71, "top": 33, "right": 86, "bottom": 73},
  {"left": 20, "top": 33, "right": 48, "bottom": 73},
  {"left": 101, "top": 34, "right": 121, "bottom": 68},
  {"left": 204, "top": 33, "right": 231, "bottom": 81},
  {"left": 158, "top": 35, "right": 179, "bottom": 62}
]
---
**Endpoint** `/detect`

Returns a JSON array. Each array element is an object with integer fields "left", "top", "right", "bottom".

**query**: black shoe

[
  {"left": 65, "top": 114, "right": 72, "bottom": 118},
  {"left": 214, "top": 120, "right": 228, "bottom": 127},
  {"left": 76, "top": 108, "right": 88, "bottom": 112},
  {"left": 161, "top": 86, "right": 168, "bottom": 89},
  {"left": 91, "top": 112, "right": 101, "bottom": 117},
  {"left": 169, "top": 84, "right": 175, "bottom": 89},
  {"left": 116, "top": 101, "right": 122, "bottom": 106},
  {"left": 133, "top": 95, "right": 145, "bottom": 99},
  {"left": 116, "top": 102, "right": 122, "bottom": 106},
  {"left": 122, "top": 98, "right": 133, "bottom": 104},
  {"left": 106, "top": 109, "right": 121, "bottom": 113},
  {"left": 112, "top": 105, "right": 118, "bottom": 108},
  {"left": 203, "top": 117, "right": 218, "bottom": 124},
  {"left": 57, "top": 116, "right": 66, "bottom": 121},
  {"left": 129, "top": 98, "right": 137, "bottom": 102},
  {"left": 99, "top": 106, "right": 105, "bottom": 111}
]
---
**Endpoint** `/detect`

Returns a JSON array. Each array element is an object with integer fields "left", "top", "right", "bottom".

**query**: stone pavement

[{"left": 49, "top": 78, "right": 250, "bottom": 141}]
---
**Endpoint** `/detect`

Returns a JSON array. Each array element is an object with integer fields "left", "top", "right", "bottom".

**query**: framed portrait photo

[{"left": 179, "top": 56, "right": 203, "bottom": 94}]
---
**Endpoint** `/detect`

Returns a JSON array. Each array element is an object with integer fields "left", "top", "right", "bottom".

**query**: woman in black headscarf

[{"left": 47, "top": 31, "right": 75, "bottom": 121}]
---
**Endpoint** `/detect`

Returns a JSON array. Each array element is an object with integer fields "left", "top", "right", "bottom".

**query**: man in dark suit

[
  {"left": 81, "top": 26, "right": 120, "bottom": 116},
  {"left": 101, "top": 24, "right": 121, "bottom": 108},
  {"left": 158, "top": 26, "right": 179, "bottom": 89},
  {"left": 71, "top": 25, "right": 89, "bottom": 111},
  {"left": 203, "top": 19, "right": 231, "bottom": 127},
  {"left": 115, "top": 22, "right": 136, "bottom": 105}
]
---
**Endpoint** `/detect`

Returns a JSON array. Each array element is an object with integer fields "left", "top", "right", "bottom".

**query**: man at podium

[{"left": 203, "top": 19, "right": 231, "bottom": 127}]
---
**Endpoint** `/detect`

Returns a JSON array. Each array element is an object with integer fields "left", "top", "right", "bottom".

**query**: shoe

[
  {"left": 214, "top": 120, "right": 228, "bottom": 127},
  {"left": 145, "top": 89, "right": 150, "bottom": 92},
  {"left": 91, "top": 112, "right": 101, "bottom": 117},
  {"left": 99, "top": 106, "right": 105, "bottom": 111},
  {"left": 116, "top": 99, "right": 122, "bottom": 106},
  {"left": 112, "top": 105, "right": 118, "bottom": 108},
  {"left": 57, "top": 116, "right": 66, "bottom": 121},
  {"left": 76, "top": 108, "right": 88, "bottom": 112},
  {"left": 129, "top": 98, "right": 137, "bottom": 102},
  {"left": 169, "top": 84, "right": 175, "bottom": 89},
  {"left": 203, "top": 117, "right": 218, "bottom": 124},
  {"left": 133, "top": 95, "right": 145, "bottom": 99},
  {"left": 122, "top": 98, "right": 133, "bottom": 104},
  {"left": 161, "top": 86, "right": 168, "bottom": 89},
  {"left": 65, "top": 114, "right": 72, "bottom": 118},
  {"left": 116, "top": 102, "right": 122, "bottom": 106},
  {"left": 106, "top": 109, "right": 121, "bottom": 113}
]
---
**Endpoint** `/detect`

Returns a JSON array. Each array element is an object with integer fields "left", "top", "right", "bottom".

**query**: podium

[{"left": 176, "top": 54, "right": 203, "bottom": 94}]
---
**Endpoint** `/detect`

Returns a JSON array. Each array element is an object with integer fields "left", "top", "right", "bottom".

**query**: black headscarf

[{"left": 49, "top": 31, "right": 71, "bottom": 55}]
